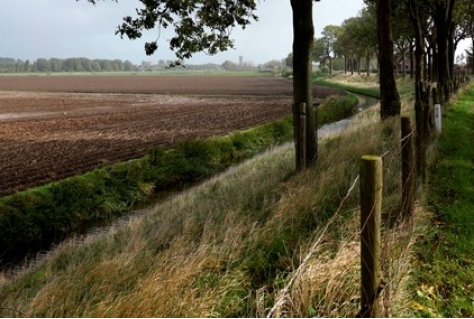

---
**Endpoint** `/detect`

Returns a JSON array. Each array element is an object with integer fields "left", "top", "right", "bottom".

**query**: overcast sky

[{"left": 0, "top": 0, "right": 367, "bottom": 65}]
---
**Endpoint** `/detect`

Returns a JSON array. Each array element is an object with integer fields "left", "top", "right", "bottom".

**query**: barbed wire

[
  {"left": 381, "top": 131, "right": 414, "bottom": 158},
  {"left": 267, "top": 129, "right": 416, "bottom": 317},
  {"left": 266, "top": 175, "right": 360, "bottom": 318}
]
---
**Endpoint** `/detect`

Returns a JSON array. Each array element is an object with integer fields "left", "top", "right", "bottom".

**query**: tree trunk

[
  {"left": 409, "top": 41, "right": 414, "bottom": 79},
  {"left": 329, "top": 56, "right": 333, "bottom": 75},
  {"left": 434, "top": 0, "right": 455, "bottom": 102},
  {"left": 376, "top": 0, "right": 401, "bottom": 119},
  {"left": 402, "top": 49, "right": 406, "bottom": 78},
  {"left": 409, "top": 0, "right": 427, "bottom": 182},
  {"left": 448, "top": 23, "right": 455, "bottom": 79},
  {"left": 435, "top": 3, "right": 449, "bottom": 101},
  {"left": 291, "top": 0, "right": 317, "bottom": 169},
  {"left": 472, "top": 37, "right": 474, "bottom": 75},
  {"left": 366, "top": 53, "right": 371, "bottom": 77}
]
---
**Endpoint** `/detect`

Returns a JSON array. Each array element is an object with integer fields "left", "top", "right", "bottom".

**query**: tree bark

[
  {"left": 366, "top": 53, "right": 371, "bottom": 77},
  {"left": 472, "top": 37, "right": 474, "bottom": 75},
  {"left": 402, "top": 48, "right": 406, "bottom": 78},
  {"left": 435, "top": 2, "right": 450, "bottom": 101},
  {"left": 409, "top": 0, "right": 427, "bottom": 182},
  {"left": 376, "top": 0, "right": 401, "bottom": 119},
  {"left": 410, "top": 40, "right": 414, "bottom": 79},
  {"left": 433, "top": 0, "right": 456, "bottom": 101},
  {"left": 291, "top": 0, "right": 317, "bottom": 169},
  {"left": 329, "top": 56, "right": 333, "bottom": 75},
  {"left": 448, "top": 22, "right": 455, "bottom": 80}
]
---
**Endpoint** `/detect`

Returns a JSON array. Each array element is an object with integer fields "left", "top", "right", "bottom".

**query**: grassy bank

[
  {"left": 0, "top": 116, "right": 293, "bottom": 263},
  {"left": 408, "top": 84, "right": 474, "bottom": 317},
  {"left": 314, "top": 72, "right": 417, "bottom": 103},
  {"left": 0, "top": 93, "right": 357, "bottom": 264},
  {"left": 0, "top": 86, "right": 416, "bottom": 317},
  {"left": 314, "top": 74, "right": 381, "bottom": 98}
]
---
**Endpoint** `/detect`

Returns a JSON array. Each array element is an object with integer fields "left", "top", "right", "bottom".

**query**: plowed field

[{"left": 0, "top": 75, "right": 344, "bottom": 196}]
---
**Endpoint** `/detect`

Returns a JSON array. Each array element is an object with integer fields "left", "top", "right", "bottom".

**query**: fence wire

[{"left": 267, "top": 129, "right": 415, "bottom": 317}]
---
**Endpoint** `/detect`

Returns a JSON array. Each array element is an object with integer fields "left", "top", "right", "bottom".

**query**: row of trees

[
  {"left": 0, "top": 56, "right": 287, "bottom": 74},
  {"left": 0, "top": 57, "right": 137, "bottom": 73},
  {"left": 280, "top": 0, "right": 472, "bottom": 163},
  {"left": 309, "top": 0, "right": 473, "bottom": 84}
]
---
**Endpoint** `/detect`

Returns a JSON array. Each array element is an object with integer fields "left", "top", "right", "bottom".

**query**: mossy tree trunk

[
  {"left": 409, "top": 0, "right": 427, "bottom": 182},
  {"left": 434, "top": 0, "right": 456, "bottom": 102},
  {"left": 291, "top": 0, "right": 317, "bottom": 169},
  {"left": 376, "top": 0, "right": 401, "bottom": 120}
]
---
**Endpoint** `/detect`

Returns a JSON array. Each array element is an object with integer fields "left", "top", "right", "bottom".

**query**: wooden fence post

[
  {"left": 359, "top": 155, "right": 383, "bottom": 318},
  {"left": 432, "top": 87, "right": 442, "bottom": 132},
  {"left": 401, "top": 117, "right": 415, "bottom": 218}
]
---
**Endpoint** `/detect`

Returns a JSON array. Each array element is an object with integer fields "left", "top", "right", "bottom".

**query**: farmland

[{"left": 0, "top": 75, "right": 344, "bottom": 197}]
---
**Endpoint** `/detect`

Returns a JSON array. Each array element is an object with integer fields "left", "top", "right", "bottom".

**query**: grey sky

[{"left": 1, "top": 0, "right": 366, "bottom": 65}]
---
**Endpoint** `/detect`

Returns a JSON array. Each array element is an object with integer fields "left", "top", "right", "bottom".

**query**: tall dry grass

[{"left": 1, "top": 101, "right": 418, "bottom": 317}]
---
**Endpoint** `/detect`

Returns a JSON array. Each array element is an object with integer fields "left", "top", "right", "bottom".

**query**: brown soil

[{"left": 0, "top": 75, "right": 344, "bottom": 196}]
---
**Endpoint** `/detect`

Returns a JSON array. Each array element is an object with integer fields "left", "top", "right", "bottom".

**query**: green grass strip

[
  {"left": 313, "top": 76, "right": 381, "bottom": 98},
  {"left": 410, "top": 84, "right": 474, "bottom": 317}
]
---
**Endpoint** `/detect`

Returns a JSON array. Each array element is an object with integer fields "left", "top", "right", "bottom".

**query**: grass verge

[
  {"left": 314, "top": 72, "right": 417, "bottom": 103},
  {"left": 408, "top": 84, "right": 474, "bottom": 317},
  {"left": 314, "top": 74, "right": 381, "bottom": 98}
]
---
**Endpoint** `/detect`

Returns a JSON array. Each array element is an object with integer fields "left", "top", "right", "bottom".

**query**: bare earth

[{"left": 0, "top": 75, "right": 344, "bottom": 196}]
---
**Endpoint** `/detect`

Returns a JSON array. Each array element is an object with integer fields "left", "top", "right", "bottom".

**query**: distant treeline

[{"left": 0, "top": 57, "right": 137, "bottom": 73}]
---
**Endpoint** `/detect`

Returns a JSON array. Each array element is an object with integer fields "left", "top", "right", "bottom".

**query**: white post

[{"left": 434, "top": 103, "right": 442, "bottom": 132}]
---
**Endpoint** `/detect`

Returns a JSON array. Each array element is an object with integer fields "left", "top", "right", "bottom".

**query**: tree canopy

[
  {"left": 85, "top": 0, "right": 258, "bottom": 62},
  {"left": 315, "top": 25, "right": 343, "bottom": 74},
  {"left": 85, "top": 0, "right": 319, "bottom": 168}
]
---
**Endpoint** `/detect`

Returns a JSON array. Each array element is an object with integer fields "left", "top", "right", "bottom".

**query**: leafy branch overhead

[
  {"left": 84, "top": 0, "right": 258, "bottom": 59},
  {"left": 84, "top": 0, "right": 319, "bottom": 167}
]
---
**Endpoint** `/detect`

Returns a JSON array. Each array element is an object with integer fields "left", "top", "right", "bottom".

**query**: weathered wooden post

[
  {"left": 423, "top": 84, "right": 433, "bottom": 139},
  {"left": 432, "top": 87, "right": 442, "bottom": 132},
  {"left": 401, "top": 117, "right": 415, "bottom": 218},
  {"left": 359, "top": 155, "right": 382, "bottom": 317},
  {"left": 417, "top": 84, "right": 429, "bottom": 183},
  {"left": 434, "top": 103, "right": 442, "bottom": 132}
]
